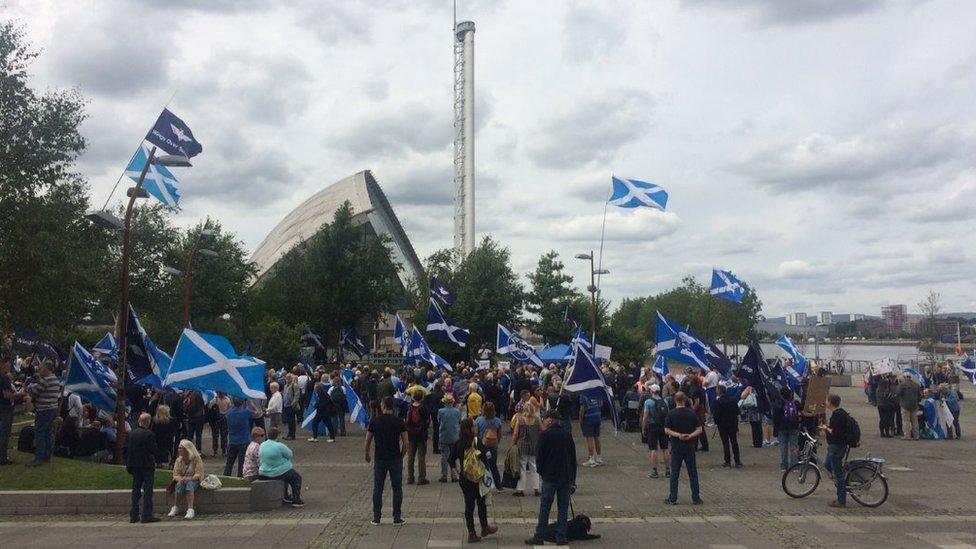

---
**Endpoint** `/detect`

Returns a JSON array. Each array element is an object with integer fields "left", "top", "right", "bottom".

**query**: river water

[{"left": 756, "top": 343, "right": 922, "bottom": 363}]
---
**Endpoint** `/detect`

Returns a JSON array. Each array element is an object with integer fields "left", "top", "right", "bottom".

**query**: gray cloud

[
  {"left": 381, "top": 161, "right": 454, "bottom": 207},
  {"left": 184, "top": 126, "right": 295, "bottom": 205},
  {"left": 562, "top": 4, "right": 623, "bottom": 63},
  {"left": 525, "top": 88, "right": 654, "bottom": 169},
  {"left": 732, "top": 123, "right": 975, "bottom": 192},
  {"left": 45, "top": 3, "right": 172, "bottom": 97},
  {"left": 686, "top": 0, "right": 890, "bottom": 26},
  {"left": 329, "top": 102, "right": 452, "bottom": 158}
]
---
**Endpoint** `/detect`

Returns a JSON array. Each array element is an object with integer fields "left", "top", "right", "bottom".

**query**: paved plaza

[{"left": 5, "top": 385, "right": 976, "bottom": 548}]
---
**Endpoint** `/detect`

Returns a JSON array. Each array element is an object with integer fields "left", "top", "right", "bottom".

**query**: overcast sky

[{"left": 7, "top": 0, "right": 975, "bottom": 318}]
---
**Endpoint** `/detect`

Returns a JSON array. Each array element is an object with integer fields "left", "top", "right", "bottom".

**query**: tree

[
  {"left": 917, "top": 290, "right": 942, "bottom": 357},
  {"left": 450, "top": 237, "right": 524, "bottom": 351},
  {"left": 524, "top": 251, "right": 583, "bottom": 344},
  {"left": 251, "top": 317, "right": 301, "bottom": 370},
  {"left": 0, "top": 21, "right": 112, "bottom": 337},
  {"left": 250, "top": 201, "right": 402, "bottom": 348}
]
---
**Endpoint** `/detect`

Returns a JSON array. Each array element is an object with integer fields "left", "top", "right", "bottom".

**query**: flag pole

[{"left": 595, "top": 175, "right": 614, "bottom": 292}]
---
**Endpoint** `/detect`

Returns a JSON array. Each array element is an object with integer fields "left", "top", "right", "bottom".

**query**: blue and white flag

[
  {"left": 710, "top": 268, "right": 746, "bottom": 304},
  {"left": 343, "top": 374, "right": 369, "bottom": 428},
  {"left": 127, "top": 142, "right": 180, "bottom": 208},
  {"left": 686, "top": 326, "right": 733, "bottom": 375},
  {"left": 301, "top": 328, "right": 325, "bottom": 350},
  {"left": 394, "top": 314, "right": 409, "bottom": 355},
  {"left": 653, "top": 355, "right": 669, "bottom": 378},
  {"left": 125, "top": 304, "right": 167, "bottom": 387},
  {"left": 92, "top": 332, "right": 118, "bottom": 359},
  {"left": 565, "top": 344, "right": 617, "bottom": 429},
  {"left": 430, "top": 276, "right": 457, "bottom": 307},
  {"left": 961, "top": 354, "right": 976, "bottom": 385},
  {"left": 653, "top": 312, "right": 710, "bottom": 370},
  {"left": 65, "top": 342, "right": 117, "bottom": 414},
  {"left": 427, "top": 298, "right": 469, "bottom": 347},
  {"left": 496, "top": 324, "right": 543, "bottom": 367},
  {"left": 340, "top": 328, "right": 371, "bottom": 358},
  {"left": 301, "top": 389, "right": 330, "bottom": 436},
  {"left": 608, "top": 175, "right": 668, "bottom": 210},
  {"left": 571, "top": 329, "right": 592, "bottom": 352},
  {"left": 904, "top": 367, "right": 927, "bottom": 388},
  {"left": 145, "top": 108, "right": 203, "bottom": 158},
  {"left": 776, "top": 335, "right": 809, "bottom": 380},
  {"left": 409, "top": 327, "right": 453, "bottom": 371},
  {"left": 298, "top": 355, "right": 314, "bottom": 375},
  {"left": 166, "top": 328, "right": 267, "bottom": 400}
]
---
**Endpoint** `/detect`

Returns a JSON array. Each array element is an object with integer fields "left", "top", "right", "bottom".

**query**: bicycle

[{"left": 781, "top": 431, "right": 889, "bottom": 507}]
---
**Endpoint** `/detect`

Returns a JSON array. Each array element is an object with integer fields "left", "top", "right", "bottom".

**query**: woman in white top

[
  {"left": 511, "top": 402, "right": 542, "bottom": 497},
  {"left": 266, "top": 382, "right": 283, "bottom": 430}
]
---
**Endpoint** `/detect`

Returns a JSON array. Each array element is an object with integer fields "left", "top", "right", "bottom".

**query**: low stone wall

[
  {"left": 828, "top": 374, "right": 853, "bottom": 387},
  {"left": 0, "top": 485, "right": 264, "bottom": 515}
]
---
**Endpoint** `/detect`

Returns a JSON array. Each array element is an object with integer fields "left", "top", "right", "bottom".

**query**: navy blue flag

[
  {"left": 563, "top": 305, "right": 579, "bottom": 329},
  {"left": 430, "top": 277, "right": 457, "bottom": 307},
  {"left": 653, "top": 312, "right": 710, "bottom": 370},
  {"left": 427, "top": 298, "right": 469, "bottom": 347},
  {"left": 565, "top": 344, "right": 618, "bottom": 430},
  {"left": 145, "top": 108, "right": 203, "bottom": 158},
  {"left": 125, "top": 304, "right": 168, "bottom": 387},
  {"left": 301, "top": 328, "right": 325, "bottom": 350},
  {"left": 961, "top": 354, "right": 976, "bottom": 385},
  {"left": 65, "top": 342, "right": 118, "bottom": 414},
  {"left": 12, "top": 325, "right": 65, "bottom": 362},
  {"left": 340, "top": 328, "right": 371, "bottom": 358}
]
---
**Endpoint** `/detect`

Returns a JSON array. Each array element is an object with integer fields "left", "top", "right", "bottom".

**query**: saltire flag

[
  {"left": 571, "top": 329, "right": 592, "bottom": 352},
  {"left": 430, "top": 276, "right": 457, "bottom": 307},
  {"left": 739, "top": 341, "right": 780, "bottom": 413},
  {"left": 776, "top": 335, "right": 809, "bottom": 381},
  {"left": 408, "top": 327, "right": 452, "bottom": 371},
  {"left": 709, "top": 268, "right": 746, "bottom": 304},
  {"left": 564, "top": 344, "right": 618, "bottom": 429},
  {"left": 427, "top": 298, "right": 469, "bottom": 347},
  {"left": 961, "top": 354, "right": 976, "bottom": 385},
  {"left": 686, "top": 326, "right": 733, "bottom": 375},
  {"left": 301, "top": 389, "right": 329, "bottom": 436},
  {"left": 165, "top": 328, "right": 267, "bottom": 400},
  {"left": 653, "top": 312, "right": 710, "bottom": 371},
  {"left": 301, "top": 328, "right": 325, "bottom": 350},
  {"left": 608, "top": 175, "right": 668, "bottom": 210},
  {"left": 340, "top": 328, "right": 371, "bottom": 358},
  {"left": 64, "top": 342, "right": 117, "bottom": 414},
  {"left": 394, "top": 314, "right": 409, "bottom": 355},
  {"left": 145, "top": 108, "right": 203, "bottom": 158},
  {"left": 653, "top": 355, "right": 669, "bottom": 378},
  {"left": 497, "top": 324, "right": 543, "bottom": 367},
  {"left": 125, "top": 304, "right": 167, "bottom": 387},
  {"left": 92, "top": 332, "right": 119, "bottom": 360},
  {"left": 904, "top": 367, "right": 927, "bottom": 388},
  {"left": 127, "top": 142, "right": 180, "bottom": 208},
  {"left": 342, "top": 374, "right": 369, "bottom": 428},
  {"left": 563, "top": 305, "right": 579, "bottom": 329}
]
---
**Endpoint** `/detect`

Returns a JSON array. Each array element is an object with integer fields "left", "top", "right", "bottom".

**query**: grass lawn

[{"left": 0, "top": 449, "right": 248, "bottom": 491}]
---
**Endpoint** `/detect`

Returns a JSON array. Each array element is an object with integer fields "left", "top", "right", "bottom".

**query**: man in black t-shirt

[
  {"left": 820, "top": 394, "right": 849, "bottom": 508},
  {"left": 365, "top": 396, "right": 408, "bottom": 525},
  {"left": 663, "top": 391, "right": 703, "bottom": 505}
]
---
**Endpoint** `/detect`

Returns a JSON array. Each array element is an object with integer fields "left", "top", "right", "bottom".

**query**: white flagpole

[{"left": 595, "top": 174, "right": 614, "bottom": 292}]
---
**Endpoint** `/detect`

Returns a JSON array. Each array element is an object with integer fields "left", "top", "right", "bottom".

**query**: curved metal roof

[{"left": 250, "top": 170, "right": 424, "bottom": 285}]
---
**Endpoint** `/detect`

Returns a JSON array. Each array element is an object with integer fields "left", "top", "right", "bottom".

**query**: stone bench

[
  {"left": 249, "top": 479, "right": 285, "bottom": 511},
  {"left": 0, "top": 486, "right": 253, "bottom": 515}
]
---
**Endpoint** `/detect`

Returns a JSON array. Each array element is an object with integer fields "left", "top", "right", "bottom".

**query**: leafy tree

[
  {"left": 449, "top": 236, "right": 524, "bottom": 350},
  {"left": 0, "top": 21, "right": 111, "bottom": 337},
  {"left": 251, "top": 317, "right": 301, "bottom": 370},
  {"left": 525, "top": 251, "right": 583, "bottom": 344},
  {"left": 250, "top": 201, "right": 402, "bottom": 348}
]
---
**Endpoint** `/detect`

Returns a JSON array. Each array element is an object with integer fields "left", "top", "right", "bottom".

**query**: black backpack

[
  {"left": 652, "top": 397, "right": 669, "bottom": 425},
  {"left": 845, "top": 414, "right": 861, "bottom": 448}
]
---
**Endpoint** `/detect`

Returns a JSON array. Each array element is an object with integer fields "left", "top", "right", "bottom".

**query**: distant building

[
  {"left": 850, "top": 314, "right": 866, "bottom": 321},
  {"left": 786, "top": 312, "right": 808, "bottom": 326},
  {"left": 817, "top": 312, "right": 833, "bottom": 325},
  {"left": 881, "top": 305, "right": 907, "bottom": 332}
]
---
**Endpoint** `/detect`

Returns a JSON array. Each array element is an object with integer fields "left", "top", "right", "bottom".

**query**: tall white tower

[{"left": 453, "top": 20, "right": 475, "bottom": 258}]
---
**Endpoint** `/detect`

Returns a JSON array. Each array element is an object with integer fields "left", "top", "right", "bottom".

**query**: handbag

[{"left": 200, "top": 474, "right": 222, "bottom": 490}]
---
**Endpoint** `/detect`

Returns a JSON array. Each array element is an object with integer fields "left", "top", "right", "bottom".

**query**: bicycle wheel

[
  {"left": 782, "top": 462, "right": 820, "bottom": 498},
  {"left": 846, "top": 465, "right": 888, "bottom": 507}
]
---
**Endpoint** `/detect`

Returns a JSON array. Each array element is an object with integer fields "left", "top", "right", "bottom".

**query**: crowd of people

[{"left": 2, "top": 349, "right": 965, "bottom": 534}]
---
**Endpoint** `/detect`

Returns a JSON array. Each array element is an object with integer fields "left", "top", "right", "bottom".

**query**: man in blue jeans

[
  {"left": 820, "top": 393, "right": 849, "bottom": 508},
  {"left": 663, "top": 392, "right": 703, "bottom": 505},
  {"left": 365, "top": 397, "right": 407, "bottom": 525},
  {"left": 28, "top": 361, "right": 61, "bottom": 467},
  {"left": 525, "top": 410, "right": 577, "bottom": 546}
]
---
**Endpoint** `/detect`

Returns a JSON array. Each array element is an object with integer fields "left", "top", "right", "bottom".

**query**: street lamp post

[
  {"left": 575, "top": 252, "right": 610, "bottom": 347},
  {"left": 87, "top": 148, "right": 190, "bottom": 463},
  {"left": 182, "top": 219, "right": 218, "bottom": 327}
]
